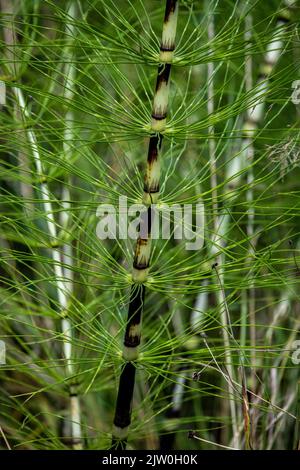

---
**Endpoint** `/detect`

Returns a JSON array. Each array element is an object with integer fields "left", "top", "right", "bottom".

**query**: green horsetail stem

[{"left": 111, "top": 0, "right": 179, "bottom": 450}]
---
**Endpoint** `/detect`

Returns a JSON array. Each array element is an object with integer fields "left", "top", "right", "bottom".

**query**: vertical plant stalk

[
  {"left": 111, "top": 0, "right": 179, "bottom": 449},
  {"left": 241, "top": 12, "right": 257, "bottom": 396},
  {"left": 239, "top": 10, "right": 256, "bottom": 448},
  {"left": 60, "top": 1, "right": 82, "bottom": 449}
]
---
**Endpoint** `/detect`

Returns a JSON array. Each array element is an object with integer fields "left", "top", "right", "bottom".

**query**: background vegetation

[{"left": 0, "top": 0, "right": 299, "bottom": 450}]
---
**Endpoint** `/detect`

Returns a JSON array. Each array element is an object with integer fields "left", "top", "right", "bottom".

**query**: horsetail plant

[
  {"left": 111, "top": 0, "right": 179, "bottom": 450},
  {"left": 0, "top": 0, "right": 299, "bottom": 452},
  {"left": 60, "top": 1, "right": 83, "bottom": 449},
  {"left": 1, "top": 0, "right": 82, "bottom": 449}
]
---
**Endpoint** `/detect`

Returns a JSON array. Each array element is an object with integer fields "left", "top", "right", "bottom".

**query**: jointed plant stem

[
  {"left": 111, "top": 0, "right": 179, "bottom": 449},
  {"left": 61, "top": 1, "right": 82, "bottom": 449}
]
